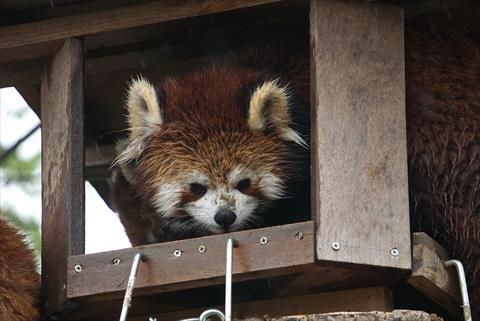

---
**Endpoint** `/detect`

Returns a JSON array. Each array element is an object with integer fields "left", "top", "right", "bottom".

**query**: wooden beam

[
  {"left": 0, "top": 0, "right": 283, "bottom": 62},
  {"left": 85, "top": 144, "right": 117, "bottom": 168},
  {"left": 41, "top": 38, "right": 85, "bottom": 317},
  {"left": 67, "top": 222, "right": 314, "bottom": 302},
  {"left": 408, "top": 233, "right": 462, "bottom": 318},
  {"left": 125, "top": 287, "right": 393, "bottom": 321},
  {"left": 310, "top": 0, "right": 410, "bottom": 269}
]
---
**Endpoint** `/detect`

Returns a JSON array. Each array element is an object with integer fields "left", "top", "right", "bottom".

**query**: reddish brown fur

[
  {"left": 0, "top": 216, "right": 39, "bottom": 321},
  {"left": 111, "top": 47, "right": 310, "bottom": 245},
  {"left": 406, "top": 28, "right": 480, "bottom": 316},
  {"left": 111, "top": 36, "right": 479, "bottom": 316}
]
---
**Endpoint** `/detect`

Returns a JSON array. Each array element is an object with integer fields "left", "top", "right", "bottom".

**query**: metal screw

[
  {"left": 295, "top": 232, "right": 304, "bottom": 240},
  {"left": 390, "top": 248, "right": 399, "bottom": 257},
  {"left": 74, "top": 264, "right": 82, "bottom": 273},
  {"left": 149, "top": 317, "right": 157, "bottom": 321},
  {"left": 198, "top": 245, "right": 206, "bottom": 253},
  {"left": 331, "top": 241, "right": 340, "bottom": 251},
  {"left": 260, "top": 236, "right": 268, "bottom": 245},
  {"left": 173, "top": 249, "right": 182, "bottom": 257},
  {"left": 112, "top": 258, "right": 121, "bottom": 265}
]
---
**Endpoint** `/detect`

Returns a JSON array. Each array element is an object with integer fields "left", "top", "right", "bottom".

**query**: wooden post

[
  {"left": 41, "top": 38, "right": 84, "bottom": 317},
  {"left": 310, "top": 0, "right": 410, "bottom": 269}
]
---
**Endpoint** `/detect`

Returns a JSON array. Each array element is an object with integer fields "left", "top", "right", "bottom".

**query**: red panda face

[{"left": 115, "top": 65, "right": 307, "bottom": 239}]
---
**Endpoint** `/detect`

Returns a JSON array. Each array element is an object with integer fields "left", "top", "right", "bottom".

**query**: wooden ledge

[
  {"left": 408, "top": 233, "right": 462, "bottom": 318},
  {"left": 68, "top": 222, "right": 315, "bottom": 302}
]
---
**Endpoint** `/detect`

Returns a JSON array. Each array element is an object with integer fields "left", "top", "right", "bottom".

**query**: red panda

[
  {"left": 111, "top": 47, "right": 310, "bottom": 246},
  {"left": 0, "top": 216, "right": 39, "bottom": 321},
  {"left": 110, "top": 38, "right": 479, "bottom": 316}
]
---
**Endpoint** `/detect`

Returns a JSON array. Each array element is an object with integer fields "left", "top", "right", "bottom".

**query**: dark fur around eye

[
  {"left": 236, "top": 178, "right": 251, "bottom": 192},
  {"left": 190, "top": 183, "right": 207, "bottom": 196}
]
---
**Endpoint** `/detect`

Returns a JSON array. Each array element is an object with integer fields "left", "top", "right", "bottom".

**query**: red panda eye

[
  {"left": 190, "top": 183, "right": 207, "bottom": 196},
  {"left": 236, "top": 178, "right": 251, "bottom": 192}
]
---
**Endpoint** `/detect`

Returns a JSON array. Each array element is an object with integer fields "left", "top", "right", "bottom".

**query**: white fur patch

[
  {"left": 153, "top": 182, "right": 183, "bottom": 217},
  {"left": 184, "top": 185, "right": 259, "bottom": 233},
  {"left": 258, "top": 171, "right": 284, "bottom": 199}
]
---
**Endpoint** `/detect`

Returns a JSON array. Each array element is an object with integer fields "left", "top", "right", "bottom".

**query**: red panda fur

[
  {"left": 0, "top": 216, "right": 39, "bottom": 321},
  {"left": 111, "top": 36, "right": 479, "bottom": 316},
  {"left": 111, "top": 46, "right": 310, "bottom": 245},
  {"left": 406, "top": 28, "right": 480, "bottom": 316}
]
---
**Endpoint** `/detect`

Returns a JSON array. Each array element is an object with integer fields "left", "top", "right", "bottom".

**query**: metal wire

[
  {"left": 119, "top": 253, "right": 143, "bottom": 321},
  {"left": 199, "top": 309, "right": 225, "bottom": 321},
  {"left": 445, "top": 260, "right": 472, "bottom": 321},
  {"left": 225, "top": 238, "right": 234, "bottom": 321}
]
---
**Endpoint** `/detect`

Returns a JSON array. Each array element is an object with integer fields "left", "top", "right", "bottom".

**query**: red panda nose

[{"left": 214, "top": 208, "right": 237, "bottom": 227}]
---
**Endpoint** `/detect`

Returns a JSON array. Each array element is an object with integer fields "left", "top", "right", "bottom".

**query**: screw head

[
  {"left": 74, "top": 264, "right": 82, "bottom": 273},
  {"left": 295, "top": 232, "right": 304, "bottom": 240},
  {"left": 112, "top": 258, "right": 121, "bottom": 265},
  {"left": 390, "top": 248, "right": 399, "bottom": 257},
  {"left": 198, "top": 245, "right": 206, "bottom": 253},
  {"left": 331, "top": 241, "right": 340, "bottom": 251},
  {"left": 173, "top": 249, "right": 182, "bottom": 257},
  {"left": 260, "top": 236, "right": 268, "bottom": 245}
]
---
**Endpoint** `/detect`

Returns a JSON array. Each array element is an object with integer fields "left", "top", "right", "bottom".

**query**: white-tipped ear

[
  {"left": 126, "top": 77, "right": 163, "bottom": 139},
  {"left": 248, "top": 80, "right": 307, "bottom": 147},
  {"left": 114, "top": 77, "right": 163, "bottom": 166}
]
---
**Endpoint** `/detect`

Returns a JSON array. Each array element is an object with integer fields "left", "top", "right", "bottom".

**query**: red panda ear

[
  {"left": 114, "top": 77, "right": 164, "bottom": 165},
  {"left": 247, "top": 80, "right": 307, "bottom": 147},
  {"left": 126, "top": 77, "right": 164, "bottom": 139}
]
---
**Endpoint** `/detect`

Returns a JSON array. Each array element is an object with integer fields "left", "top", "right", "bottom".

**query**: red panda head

[{"left": 115, "top": 64, "right": 307, "bottom": 240}]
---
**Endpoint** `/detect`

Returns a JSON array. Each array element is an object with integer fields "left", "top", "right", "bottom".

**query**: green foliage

[
  {"left": 0, "top": 145, "right": 40, "bottom": 190},
  {"left": 0, "top": 135, "right": 42, "bottom": 257}
]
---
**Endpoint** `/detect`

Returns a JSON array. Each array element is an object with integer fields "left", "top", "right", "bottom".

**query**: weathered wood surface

[
  {"left": 41, "top": 38, "right": 84, "bottom": 317},
  {"left": 310, "top": 0, "right": 410, "bottom": 269},
  {"left": 67, "top": 222, "right": 314, "bottom": 301},
  {"left": 408, "top": 233, "right": 461, "bottom": 318},
  {"left": 241, "top": 311, "right": 444, "bottom": 321},
  {"left": 0, "top": 0, "right": 283, "bottom": 62},
  {"left": 121, "top": 287, "right": 393, "bottom": 321}
]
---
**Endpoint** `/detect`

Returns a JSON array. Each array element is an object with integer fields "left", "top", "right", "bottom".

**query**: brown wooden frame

[{"left": 1, "top": 0, "right": 419, "bottom": 320}]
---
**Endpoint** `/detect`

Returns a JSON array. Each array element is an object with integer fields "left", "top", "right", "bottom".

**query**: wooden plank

[
  {"left": 85, "top": 144, "right": 117, "bottom": 168},
  {"left": 0, "top": 40, "right": 64, "bottom": 64},
  {"left": 310, "top": 0, "right": 410, "bottom": 269},
  {"left": 271, "top": 264, "right": 405, "bottom": 298},
  {"left": 67, "top": 222, "right": 314, "bottom": 301},
  {"left": 408, "top": 233, "right": 462, "bottom": 318},
  {"left": 123, "top": 287, "right": 393, "bottom": 321},
  {"left": 41, "top": 38, "right": 85, "bottom": 317},
  {"left": 0, "top": 0, "right": 282, "bottom": 59}
]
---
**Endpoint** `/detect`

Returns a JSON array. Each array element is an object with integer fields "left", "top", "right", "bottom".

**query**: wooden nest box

[{"left": 0, "top": 0, "right": 468, "bottom": 320}]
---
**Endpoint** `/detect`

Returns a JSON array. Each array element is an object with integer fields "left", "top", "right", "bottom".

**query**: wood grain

[
  {"left": 310, "top": 0, "right": 410, "bottom": 269},
  {"left": 67, "top": 222, "right": 314, "bottom": 301},
  {"left": 408, "top": 233, "right": 461, "bottom": 318},
  {"left": 41, "top": 38, "right": 84, "bottom": 317},
  {"left": 0, "top": 0, "right": 282, "bottom": 58},
  {"left": 122, "top": 287, "right": 393, "bottom": 321}
]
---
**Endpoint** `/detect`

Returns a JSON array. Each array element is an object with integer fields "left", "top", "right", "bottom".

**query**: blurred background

[{"left": 0, "top": 87, "right": 131, "bottom": 264}]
